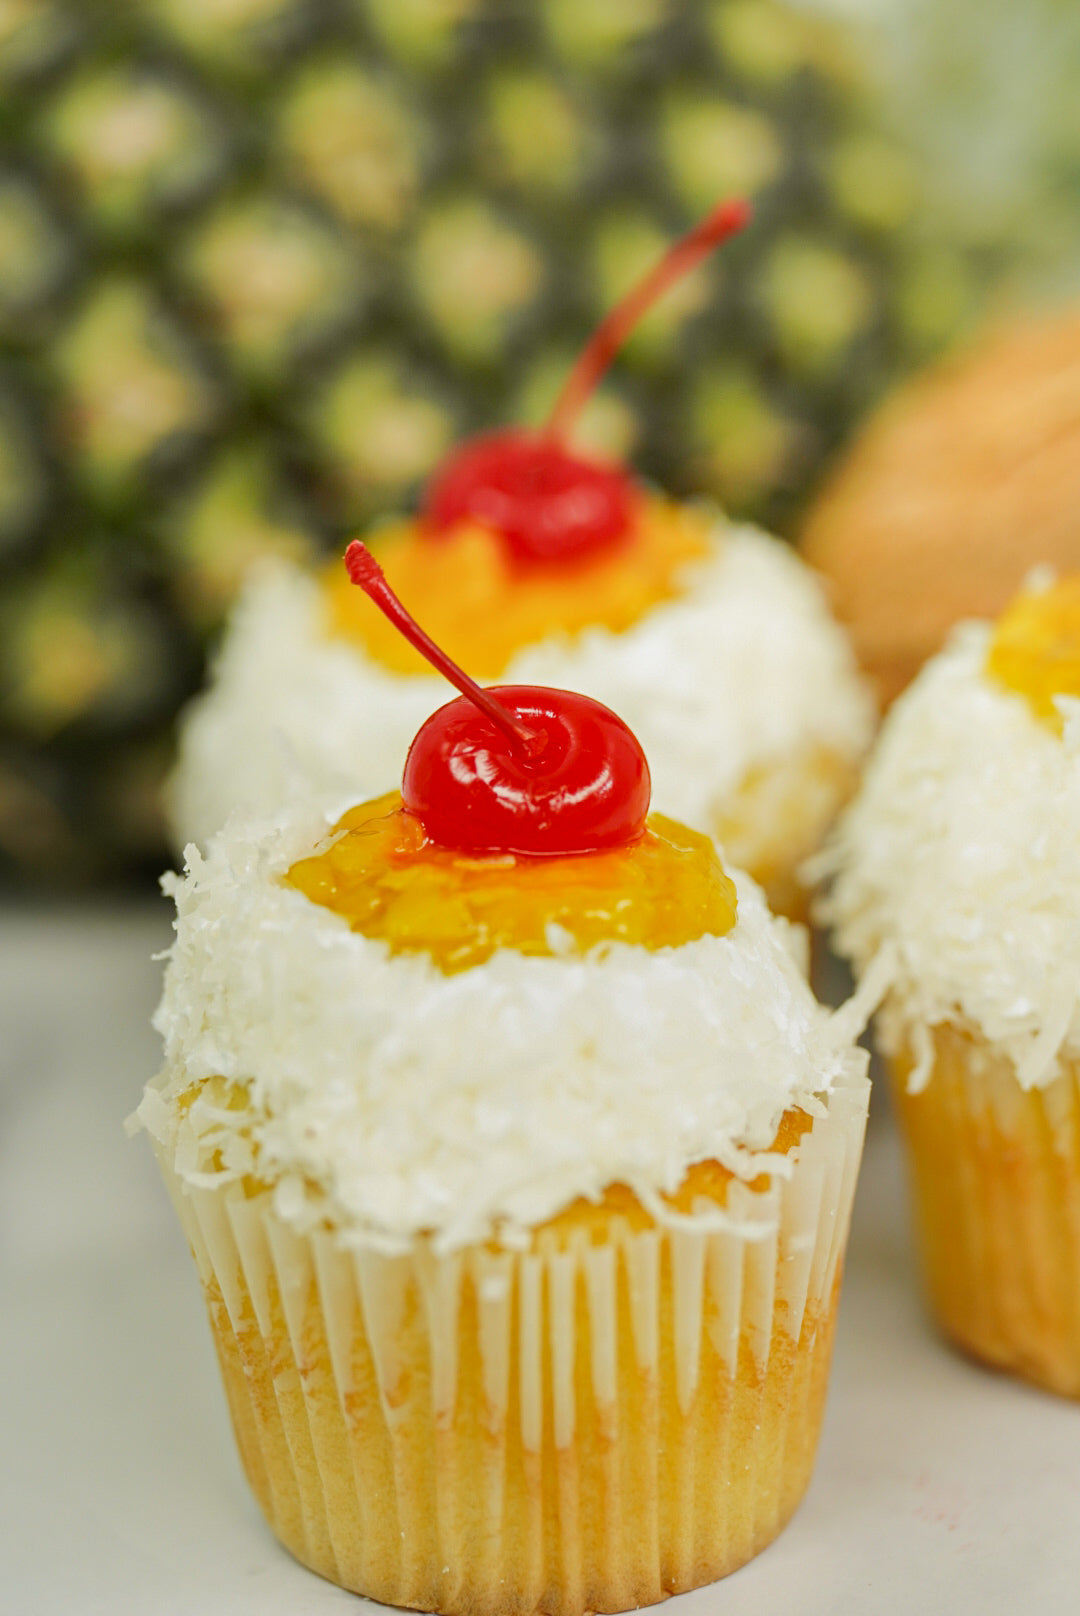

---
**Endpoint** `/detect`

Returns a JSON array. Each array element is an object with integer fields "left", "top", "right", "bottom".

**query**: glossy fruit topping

[
  {"left": 422, "top": 428, "right": 638, "bottom": 565},
  {"left": 421, "top": 197, "right": 751, "bottom": 566},
  {"left": 326, "top": 497, "right": 710, "bottom": 679},
  {"left": 286, "top": 792, "right": 737, "bottom": 974},
  {"left": 345, "top": 539, "right": 652, "bottom": 855},
  {"left": 404, "top": 684, "right": 650, "bottom": 857},
  {"left": 986, "top": 575, "right": 1080, "bottom": 731}
]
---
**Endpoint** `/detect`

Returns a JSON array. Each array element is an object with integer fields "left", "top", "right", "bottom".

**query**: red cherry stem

[
  {"left": 344, "top": 540, "right": 545, "bottom": 758},
  {"left": 544, "top": 196, "right": 752, "bottom": 444}
]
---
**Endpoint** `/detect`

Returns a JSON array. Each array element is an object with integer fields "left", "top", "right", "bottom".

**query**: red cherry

[
  {"left": 421, "top": 197, "right": 751, "bottom": 565},
  {"left": 344, "top": 540, "right": 651, "bottom": 855},
  {"left": 404, "top": 687, "right": 650, "bottom": 856},
  {"left": 422, "top": 430, "right": 639, "bottom": 566}
]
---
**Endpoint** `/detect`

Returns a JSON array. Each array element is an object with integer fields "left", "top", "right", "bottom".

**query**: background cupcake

[
  {"left": 170, "top": 201, "right": 874, "bottom": 925},
  {"left": 171, "top": 517, "right": 873, "bottom": 922},
  {"left": 821, "top": 574, "right": 1080, "bottom": 1396}
]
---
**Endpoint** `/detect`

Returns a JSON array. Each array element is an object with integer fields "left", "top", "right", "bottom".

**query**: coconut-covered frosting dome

[
  {"left": 821, "top": 577, "right": 1080, "bottom": 1092},
  {"left": 135, "top": 793, "right": 875, "bottom": 1255},
  {"left": 170, "top": 522, "right": 873, "bottom": 861}
]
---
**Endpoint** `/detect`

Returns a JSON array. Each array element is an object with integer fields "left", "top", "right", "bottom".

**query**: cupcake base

[
  {"left": 157, "top": 1071, "right": 867, "bottom": 1614},
  {"left": 712, "top": 743, "right": 862, "bottom": 926},
  {"left": 891, "top": 1023, "right": 1080, "bottom": 1399}
]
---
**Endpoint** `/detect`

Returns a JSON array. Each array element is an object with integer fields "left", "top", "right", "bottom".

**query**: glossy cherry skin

[
  {"left": 421, "top": 429, "right": 640, "bottom": 566},
  {"left": 403, "top": 685, "right": 651, "bottom": 857}
]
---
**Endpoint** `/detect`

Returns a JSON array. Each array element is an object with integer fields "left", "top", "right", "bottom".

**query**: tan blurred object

[{"left": 801, "top": 308, "right": 1080, "bottom": 705}]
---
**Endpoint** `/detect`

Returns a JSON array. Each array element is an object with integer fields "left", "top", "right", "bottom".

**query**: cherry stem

[
  {"left": 344, "top": 541, "right": 545, "bottom": 757},
  {"left": 544, "top": 196, "right": 752, "bottom": 444}
]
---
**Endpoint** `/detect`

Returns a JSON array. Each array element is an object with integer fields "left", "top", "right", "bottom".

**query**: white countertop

[{"left": 2, "top": 907, "right": 1077, "bottom": 1614}]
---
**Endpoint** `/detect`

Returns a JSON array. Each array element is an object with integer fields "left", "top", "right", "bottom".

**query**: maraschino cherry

[
  {"left": 422, "top": 197, "right": 752, "bottom": 566},
  {"left": 344, "top": 540, "right": 651, "bottom": 856}
]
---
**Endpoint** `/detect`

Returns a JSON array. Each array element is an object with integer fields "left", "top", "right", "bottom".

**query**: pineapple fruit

[{"left": 0, "top": 0, "right": 998, "bottom": 885}]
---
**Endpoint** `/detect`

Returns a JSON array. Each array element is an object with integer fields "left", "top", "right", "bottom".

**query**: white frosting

[
  {"left": 821, "top": 621, "right": 1080, "bottom": 1090},
  {"left": 136, "top": 802, "right": 874, "bottom": 1254},
  {"left": 169, "top": 523, "right": 873, "bottom": 851}
]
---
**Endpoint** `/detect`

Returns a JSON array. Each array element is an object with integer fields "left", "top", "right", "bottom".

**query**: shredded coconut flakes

[
  {"left": 137, "top": 802, "right": 872, "bottom": 1253},
  {"left": 822, "top": 622, "right": 1080, "bottom": 1090}
]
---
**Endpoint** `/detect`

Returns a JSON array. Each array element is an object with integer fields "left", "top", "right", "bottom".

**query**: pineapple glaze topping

[
  {"left": 986, "top": 574, "right": 1080, "bottom": 731},
  {"left": 287, "top": 792, "right": 737, "bottom": 974}
]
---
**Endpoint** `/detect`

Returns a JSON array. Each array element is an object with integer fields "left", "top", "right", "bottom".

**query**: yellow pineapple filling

[
  {"left": 286, "top": 790, "right": 737, "bottom": 974},
  {"left": 986, "top": 576, "right": 1080, "bottom": 732},
  {"left": 323, "top": 496, "right": 713, "bottom": 679}
]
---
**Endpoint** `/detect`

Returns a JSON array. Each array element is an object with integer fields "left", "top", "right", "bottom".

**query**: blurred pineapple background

[{"left": 0, "top": 0, "right": 1071, "bottom": 888}]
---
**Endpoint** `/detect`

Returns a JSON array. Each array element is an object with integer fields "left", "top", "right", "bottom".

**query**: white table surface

[{"left": 2, "top": 906, "right": 1077, "bottom": 1615}]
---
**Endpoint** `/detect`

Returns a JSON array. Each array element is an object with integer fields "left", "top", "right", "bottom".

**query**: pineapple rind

[{"left": 0, "top": 0, "right": 994, "bottom": 882}]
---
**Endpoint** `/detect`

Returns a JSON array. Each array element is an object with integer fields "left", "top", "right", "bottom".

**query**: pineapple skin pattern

[{"left": 0, "top": 0, "right": 993, "bottom": 886}]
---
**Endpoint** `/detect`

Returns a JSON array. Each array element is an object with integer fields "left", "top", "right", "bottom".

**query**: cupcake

[
  {"left": 171, "top": 202, "right": 873, "bottom": 924},
  {"left": 802, "top": 305, "right": 1080, "bottom": 707},
  {"left": 134, "top": 544, "right": 874, "bottom": 1610},
  {"left": 821, "top": 573, "right": 1080, "bottom": 1397}
]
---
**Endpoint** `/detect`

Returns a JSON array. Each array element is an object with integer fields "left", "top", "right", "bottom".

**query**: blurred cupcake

[
  {"left": 170, "top": 203, "right": 873, "bottom": 924},
  {"left": 802, "top": 306, "right": 1080, "bottom": 706},
  {"left": 170, "top": 517, "right": 872, "bottom": 922},
  {"left": 822, "top": 573, "right": 1080, "bottom": 1396},
  {"left": 135, "top": 557, "right": 873, "bottom": 1608}
]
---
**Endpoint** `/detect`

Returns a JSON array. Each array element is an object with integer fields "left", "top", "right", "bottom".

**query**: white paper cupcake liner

[{"left": 156, "top": 1066, "right": 868, "bottom": 1613}]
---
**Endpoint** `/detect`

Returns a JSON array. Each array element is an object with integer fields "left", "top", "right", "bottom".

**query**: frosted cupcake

[
  {"left": 135, "top": 544, "right": 874, "bottom": 1610},
  {"left": 170, "top": 203, "right": 873, "bottom": 923},
  {"left": 822, "top": 574, "right": 1080, "bottom": 1397}
]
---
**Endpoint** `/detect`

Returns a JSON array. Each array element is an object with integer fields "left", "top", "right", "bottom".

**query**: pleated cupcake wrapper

[
  {"left": 156, "top": 1068, "right": 868, "bottom": 1613},
  {"left": 891, "top": 1024, "right": 1080, "bottom": 1400}
]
